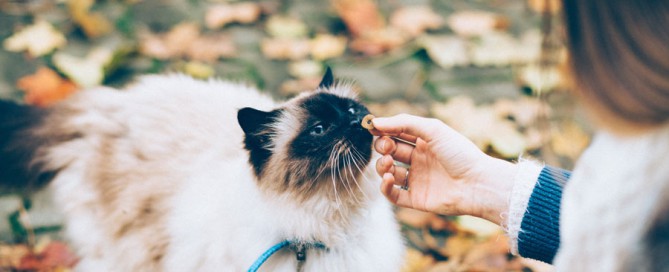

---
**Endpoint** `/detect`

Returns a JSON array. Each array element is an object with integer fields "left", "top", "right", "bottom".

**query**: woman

[{"left": 372, "top": 1, "right": 669, "bottom": 270}]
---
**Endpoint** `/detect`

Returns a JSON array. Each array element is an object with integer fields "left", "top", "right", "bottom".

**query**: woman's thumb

[{"left": 371, "top": 114, "right": 439, "bottom": 142}]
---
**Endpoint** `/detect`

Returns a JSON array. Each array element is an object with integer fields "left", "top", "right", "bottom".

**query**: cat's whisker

[
  {"left": 343, "top": 150, "right": 363, "bottom": 205},
  {"left": 337, "top": 144, "right": 357, "bottom": 205},
  {"left": 329, "top": 143, "right": 342, "bottom": 210},
  {"left": 346, "top": 145, "right": 371, "bottom": 202}
]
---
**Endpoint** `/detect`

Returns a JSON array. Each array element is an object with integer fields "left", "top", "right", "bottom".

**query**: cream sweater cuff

[{"left": 504, "top": 158, "right": 543, "bottom": 255}]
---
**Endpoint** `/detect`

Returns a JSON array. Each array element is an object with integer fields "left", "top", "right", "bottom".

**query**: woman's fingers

[
  {"left": 375, "top": 155, "right": 410, "bottom": 187},
  {"left": 374, "top": 136, "right": 415, "bottom": 165},
  {"left": 371, "top": 114, "right": 441, "bottom": 142}
]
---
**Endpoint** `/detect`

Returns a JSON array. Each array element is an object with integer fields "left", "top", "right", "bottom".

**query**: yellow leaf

[
  {"left": 310, "top": 34, "right": 347, "bottom": 61},
  {"left": 53, "top": 48, "right": 113, "bottom": 88},
  {"left": 3, "top": 20, "right": 66, "bottom": 57},
  {"left": 68, "top": 0, "right": 112, "bottom": 38},
  {"left": 265, "top": 15, "right": 308, "bottom": 38}
]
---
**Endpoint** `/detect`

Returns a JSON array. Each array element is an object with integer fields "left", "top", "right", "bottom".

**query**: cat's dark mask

[{"left": 237, "top": 68, "right": 373, "bottom": 197}]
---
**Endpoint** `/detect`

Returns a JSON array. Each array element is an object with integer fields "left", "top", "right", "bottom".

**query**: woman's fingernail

[{"left": 380, "top": 138, "right": 386, "bottom": 152}]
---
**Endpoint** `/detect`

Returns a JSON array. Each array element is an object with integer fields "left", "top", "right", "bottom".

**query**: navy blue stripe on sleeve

[{"left": 518, "top": 165, "right": 570, "bottom": 264}]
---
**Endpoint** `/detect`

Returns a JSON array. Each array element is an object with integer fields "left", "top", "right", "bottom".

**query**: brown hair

[{"left": 563, "top": 1, "right": 669, "bottom": 129}]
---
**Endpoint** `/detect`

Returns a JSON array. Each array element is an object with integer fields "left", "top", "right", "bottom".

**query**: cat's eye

[
  {"left": 310, "top": 124, "right": 325, "bottom": 136},
  {"left": 348, "top": 107, "right": 356, "bottom": 114}
]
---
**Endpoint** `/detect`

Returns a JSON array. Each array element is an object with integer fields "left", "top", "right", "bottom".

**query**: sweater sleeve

[{"left": 517, "top": 165, "right": 570, "bottom": 263}]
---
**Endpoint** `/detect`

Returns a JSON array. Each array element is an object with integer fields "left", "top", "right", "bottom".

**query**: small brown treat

[{"left": 361, "top": 114, "right": 375, "bottom": 130}]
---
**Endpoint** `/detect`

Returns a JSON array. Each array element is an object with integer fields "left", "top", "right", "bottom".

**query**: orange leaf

[
  {"left": 332, "top": 0, "right": 385, "bottom": 38},
  {"left": 17, "top": 67, "right": 78, "bottom": 107},
  {"left": 17, "top": 242, "right": 78, "bottom": 270}
]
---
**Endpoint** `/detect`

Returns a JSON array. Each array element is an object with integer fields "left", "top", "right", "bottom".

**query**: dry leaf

[
  {"left": 17, "top": 67, "right": 78, "bottom": 107},
  {"left": 349, "top": 28, "right": 409, "bottom": 55},
  {"left": 401, "top": 248, "right": 435, "bottom": 272},
  {"left": 517, "top": 63, "right": 563, "bottom": 92},
  {"left": 265, "top": 15, "right": 309, "bottom": 38},
  {"left": 3, "top": 20, "right": 66, "bottom": 57},
  {"left": 332, "top": 0, "right": 385, "bottom": 38},
  {"left": 440, "top": 233, "right": 477, "bottom": 260},
  {"left": 457, "top": 216, "right": 502, "bottom": 237},
  {"left": 280, "top": 77, "right": 321, "bottom": 96},
  {"left": 18, "top": 242, "right": 78, "bottom": 270},
  {"left": 288, "top": 60, "right": 323, "bottom": 79},
  {"left": 205, "top": 2, "right": 262, "bottom": 29},
  {"left": 396, "top": 208, "right": 434, "bottom": 229},
  {"left": 418, "top": 35, "right": 469, "bottom": 68},
  {"left": 367, "top": 100, "right": 429, "bottom": 118},
  {"left": 528, "top": 0, "right": 561, "bottom": 13},
  {"left": 470, "top": 31, "right": 518, "bottom": 67},
  {"left": 0, "top": 244, "right": 30, "bottom": 268},
  {"left": 140, "top": 23, "right": 236, "bottom": 62},
  {"left": 310, "top": 34, "right": 347, "bottom": 60},
  {"left": 490, "top": 121, "right": 527, "bottom": 158},
  {"left": 182, "top": 61, "right": 215, "bottom": 79},
  {"left": 390, "top": 5, "right": 444, "bottom": 37},
  {"left": 68, "top": 0, "right": 112, "bottom": 38},
  {"left": 551, "top": 122, "right": 590, "bottom": 159},
  {"left": 53, "top": 47, "right": 113, "bottom": 88},
  {"left": 459, "top": 236, "right": 511, "bottom": 272},
  {"left": 260, "top": 38, "right": 310, "bottom": 60},
  {"left": 187, "top": 34, "right": 237, "bottom": 62},
  {"left": 447, "top": 11, "right": 508, "bottom": 37}
]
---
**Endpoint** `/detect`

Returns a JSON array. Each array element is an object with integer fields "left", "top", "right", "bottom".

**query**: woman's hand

[{"left": 371, "top": 114, "right": 517, "bottom": 225}]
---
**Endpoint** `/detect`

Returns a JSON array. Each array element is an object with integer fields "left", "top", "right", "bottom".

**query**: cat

[{"left": 0, "top": 69, "right": 405, "bottom": 271}]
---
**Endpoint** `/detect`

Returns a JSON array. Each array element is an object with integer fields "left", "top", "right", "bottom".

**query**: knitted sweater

[{"left": 507, "top": 125, "right": 669, "bottom": 270}]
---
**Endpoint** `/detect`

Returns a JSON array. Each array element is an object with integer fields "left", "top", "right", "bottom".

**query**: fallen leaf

[
  {"left": 349, "top": 28, "right": 409, "bottom": 55},
  {"left": 53, "top": 47, "right": 113, "bottom": 88},
  {"left": 447, "top": 11, "right": 508, "bottom": 37},
  {"left": 367, "top": 99, "right": 429, "bottom": 118},
  {"left": 265, "top": 15, "right": 309, "bottom": 38},
  {"left": 439, "top": 233, "right": 477, "bottom": 260},
  {"left": 260, "top": 38, "right": 310, "bottom": 60},
  {"left": 68, "top": 0, "right": 112, "bottom": 38},
  {"left": 18, "top": 242, "right": 78, "bottom": 270},
  {"left": 280, "top": 77, "right": 321, "bottom": 96},
  {"left": 310, "top": 34, "right": 347, "bottom": 61},
  {"left": 3, "top": 20, "right": 66, "bottom": 57},
  {"left": 17, "top": 67, "right": 79, "bottom": 107},
  {"left": 528, "top": 0, "right": 561, "bottom": 13},
  {"left": 288, "top": 60, "right": 323, "bottom": 79},
  {"left": 401, "top": 248, "right": 435, "bottom": 272},
  {"left": 205, "top": 2, "right": 262, "bottom": 29},
  {"left": 396, "top": 208, "right": 434, "bottom": 229},
  {"left": 182, "top": 61, "right": 215, "bottom": 79},
  {"left": 551, "top": 122, "right": 590, "bottom": 159},
  {"left": 490, "top": 121, "right": 527, "bottom": 158},
  {"left": 457, "top": 216, "right": 502, "bottom": 237},
  {"left": 332, "top": 0, "right": 385, "bottom": 38},
  {"left": 390, "top": 5, "right": 444, "bottom": 37},
  {"left": 470, "top": 31, "right": 518, "bottom": 67},
  {"left": 517, "top": 63, "right": 563, "bottom": 92},
  {"left": 139, "top": 23, "right": 236, "bottom": 62},
  {"left": 418, "top": 35, "right": 469, "bottom": 68},
  {"left": 0, "top": 244, "right": 30, "bottom": 268}
]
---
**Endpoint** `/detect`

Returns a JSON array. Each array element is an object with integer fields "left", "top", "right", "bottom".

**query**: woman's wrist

[{"left": 468, "top": 157, "right": 518, "bottom": 225}]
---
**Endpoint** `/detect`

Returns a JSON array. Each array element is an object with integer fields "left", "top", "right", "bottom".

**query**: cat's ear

[
  {"left": 238, "top": 107, "right": 280, "bottom": 176},
  {"left": 318, "top": 67, "right": 334, "bottom": 89},
  {"left": 237, "top": 107, "right": 277, "bottom": 136}
]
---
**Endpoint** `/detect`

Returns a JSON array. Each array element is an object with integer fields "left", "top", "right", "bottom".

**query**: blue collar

[{"left": 248, "top": 240, "right": 327, "bottom": 272}]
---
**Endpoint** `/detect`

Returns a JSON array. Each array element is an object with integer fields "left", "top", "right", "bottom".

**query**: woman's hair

[{"left": 563, "top": 1, "right": 669, "bottom": 127}]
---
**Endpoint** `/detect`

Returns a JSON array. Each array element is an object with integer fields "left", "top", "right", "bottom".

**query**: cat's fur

[{"left": 0, "top": 71, "right": 405, "bottom": 271}]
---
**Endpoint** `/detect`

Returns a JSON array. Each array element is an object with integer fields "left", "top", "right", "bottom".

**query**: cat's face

[{"left": 238, "top": 69, "right": 373, "bottom": 203}]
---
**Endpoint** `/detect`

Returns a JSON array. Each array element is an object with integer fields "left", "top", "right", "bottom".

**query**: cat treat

[{"left": 362, "top": 114, "right": 375, "bottom": 130}]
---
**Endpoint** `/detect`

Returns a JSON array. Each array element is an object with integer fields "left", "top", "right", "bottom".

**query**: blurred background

[{"left": 0, "top": 0, "right": 585, "bottom": 270}]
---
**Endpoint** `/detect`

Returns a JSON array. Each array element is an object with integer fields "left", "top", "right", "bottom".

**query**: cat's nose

[{"left": 349, "top": 117, "right": 362, "bottom": 127}]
